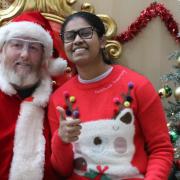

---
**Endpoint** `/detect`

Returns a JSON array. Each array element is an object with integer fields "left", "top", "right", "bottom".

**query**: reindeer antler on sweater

[{"left": 113, "top": 82, "right": 134, "bottom": 118}]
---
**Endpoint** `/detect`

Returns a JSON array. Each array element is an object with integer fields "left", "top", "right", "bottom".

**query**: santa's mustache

[{"left": 0, "top": 63, "right": 41, "bottom": 89}]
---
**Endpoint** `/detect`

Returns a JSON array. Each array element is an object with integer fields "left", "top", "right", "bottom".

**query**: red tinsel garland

[{"left": 115, "top": 2, "right": 180, "bottom": 44}]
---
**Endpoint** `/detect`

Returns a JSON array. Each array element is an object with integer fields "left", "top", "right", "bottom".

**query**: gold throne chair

[{"left": 0, "top": 0, "right": 121, "bottom": 87}]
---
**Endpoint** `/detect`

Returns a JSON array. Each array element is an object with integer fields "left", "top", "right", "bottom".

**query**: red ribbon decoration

[{"left": 115, "top": 2, "right": 180, "bottom": 44}]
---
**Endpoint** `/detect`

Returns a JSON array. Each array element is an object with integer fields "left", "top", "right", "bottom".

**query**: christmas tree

[{"left": 159, "top": 49, "right": 180, "bottom": 179}]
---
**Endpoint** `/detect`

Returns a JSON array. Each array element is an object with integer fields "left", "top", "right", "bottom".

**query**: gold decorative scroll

[
  {"left": 0, "top": 0, "right": 121, "bottom": 59},
  {"left": 80, "top": 2, "right": 95, "bottom": 13},
  {"left": 0, "top": 0, "right": 25, "bottom": 24},
  {"left": 0, "top": 0, "right": 77, "bottom": 24},
  {"left": 106, "top": 40, "right": 122, "bottom": 60}
]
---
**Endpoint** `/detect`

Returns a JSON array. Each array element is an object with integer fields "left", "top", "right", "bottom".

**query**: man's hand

[{"left": 56, "top": 106, "right": 81, "bottom": 143}]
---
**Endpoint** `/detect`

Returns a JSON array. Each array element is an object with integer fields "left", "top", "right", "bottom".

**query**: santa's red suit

[
  {"left": 0, "top": 72, "right": 60, "bottom": 180},
  {"left": 0, "top": 11, "right": 67, "bottom": 180}
]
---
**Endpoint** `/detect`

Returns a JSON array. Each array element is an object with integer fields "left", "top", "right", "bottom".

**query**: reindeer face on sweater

[{"left": 73, "top": 108, "right": 140, "bottom": 179}]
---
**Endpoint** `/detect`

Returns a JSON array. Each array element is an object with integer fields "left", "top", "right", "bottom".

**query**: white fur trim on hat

[
  {"left": 48, "top": 57, "right": 67, "bottom": 76},
  {"left": 0, "top": 21, "right": 53, "bottom": 59},
  {"left": 0, "top": 21, "right": 67, "bottom": 75}
]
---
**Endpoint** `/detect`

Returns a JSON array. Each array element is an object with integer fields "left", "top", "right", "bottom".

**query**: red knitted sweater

[{"left": 49, "top": 65, "right": 173, "bottom": 180}]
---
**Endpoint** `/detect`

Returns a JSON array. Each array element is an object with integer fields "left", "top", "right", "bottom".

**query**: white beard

[
  {"left": 3, "top": 68, "right": 40, "bottom": 88},
  {"left": 0, "top": 54, "right": 42, "bottom": 89}
]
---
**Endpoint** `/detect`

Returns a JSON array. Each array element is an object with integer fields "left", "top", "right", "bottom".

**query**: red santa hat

[{"left": 0, "top": 11, "right": 67, "bottom": 76}]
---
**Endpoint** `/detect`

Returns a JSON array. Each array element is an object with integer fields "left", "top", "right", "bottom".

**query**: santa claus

[{"left": 0, "top": 11, "right": 67, "bottom": 180}]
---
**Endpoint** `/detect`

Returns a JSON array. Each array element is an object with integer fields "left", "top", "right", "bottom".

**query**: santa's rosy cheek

[{"left": 114, "top": 137, "right": 127, "bottom": 154}]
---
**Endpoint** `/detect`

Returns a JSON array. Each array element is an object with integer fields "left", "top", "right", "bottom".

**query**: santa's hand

[{"left": 56, "top": 106, "right": 81, "bottom": 143}]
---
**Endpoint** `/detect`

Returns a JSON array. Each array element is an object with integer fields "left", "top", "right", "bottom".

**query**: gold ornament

[
  {"left": 174, "top": 86, "right": 180, "bottom": 101},
  {"left": 158, "top": 88, "right": 166, "bottom": 97},
  {"left": 176, "top": 56, "right": 180, "bottom": 68}
]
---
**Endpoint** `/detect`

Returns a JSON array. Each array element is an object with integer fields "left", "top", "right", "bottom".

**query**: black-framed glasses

[{"left": 61, "top": 27, "right": 94, "bottom": 43}]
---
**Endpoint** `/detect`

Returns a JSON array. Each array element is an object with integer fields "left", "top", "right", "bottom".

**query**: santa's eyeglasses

[
  {"left": 5, "top": 38, "right": 43, "bottom": 53},
  {"left": 61, "top": 27, "right": 95, "bottom": 43}
]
